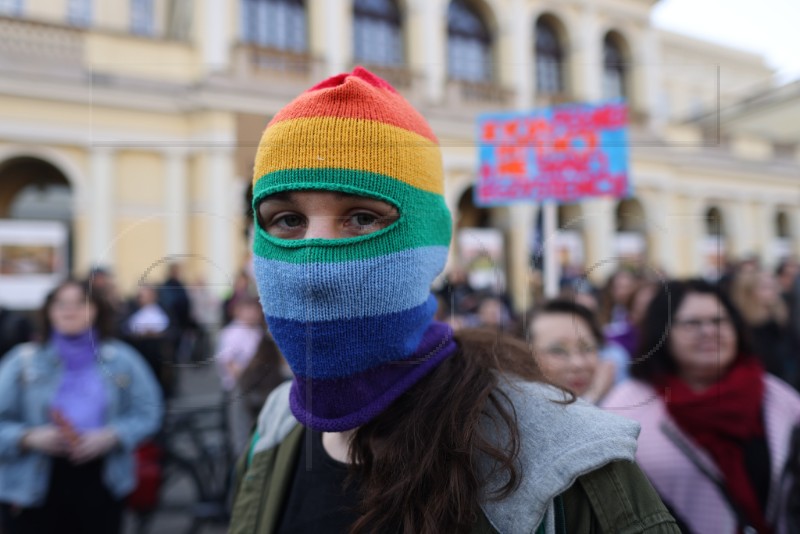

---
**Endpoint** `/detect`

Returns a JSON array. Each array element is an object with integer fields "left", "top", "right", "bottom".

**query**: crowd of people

[
  {"left": 2, "top": 65, "right": 800, "bottom": 534},
  {"left": 432, "top": 256, "right": 800, "bottom": 533}
]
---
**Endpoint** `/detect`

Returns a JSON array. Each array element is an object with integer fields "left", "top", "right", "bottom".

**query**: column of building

[{"left": 90, "top": 146, "right": 116, "bottom": 265}]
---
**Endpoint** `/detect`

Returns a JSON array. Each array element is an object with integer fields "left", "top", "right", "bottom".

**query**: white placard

[{"left": 0, "top": 220, "right": 68, "bottom": 310}]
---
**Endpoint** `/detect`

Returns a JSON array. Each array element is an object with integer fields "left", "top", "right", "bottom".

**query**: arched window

[
  {"left": 535, "top": 17, "right": 563, "bottom": 95},
  {"left": 706, "top": 207, "right": 724, "bottom": 236},
  {"left": 0, "top": 0, "right": 23, "bottom": 16},
  {"left": 776, "top": 211, "right": 791, "bottom": 238},
  {"left": 447, "top": 0, "right": 492, "bottom": 83},
  {"left": 241, "top": 0, "right": 307, "bottom": 53},
  {"left": 131, "top": 0, "right": 155, "bottom": 36},
  {"left": 615, "top": 198, "right": 646, "bottom": 233},
  {"left": 67, "top": 0, "right": 92, "bottom": 27},
  {"left": 603, "top": 33, "right": 626, "bottom": 100},
  {"left": 353, "top": 0, "right": 402, "bottom": 67}
]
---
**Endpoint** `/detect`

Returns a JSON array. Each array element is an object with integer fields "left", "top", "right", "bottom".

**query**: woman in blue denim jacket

[{"left": 0, "top": 279, "right": 163, "bottom": 534}]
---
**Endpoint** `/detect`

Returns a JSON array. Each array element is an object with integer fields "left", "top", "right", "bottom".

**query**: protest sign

[{"left": 476, "top": 101, "right": 630, "bottom": 206}]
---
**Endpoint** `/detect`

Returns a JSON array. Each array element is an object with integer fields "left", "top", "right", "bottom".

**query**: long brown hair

[{"left": 347, "top": 328, "right": 563, "bottom": 534}]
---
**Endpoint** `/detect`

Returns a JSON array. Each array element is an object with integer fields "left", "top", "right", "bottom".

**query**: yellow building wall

[
  {"left": 24, "top": 0, "right": 66, "bottom": 22},
  {"left": 113, "top": 217, "right": 167, "bottom": 294},
  {"left": 116, "top": 151, "right": 165, "bottom": 207},
  {"left": 86, "top": 34, "right": 200, "bottom": 83}
]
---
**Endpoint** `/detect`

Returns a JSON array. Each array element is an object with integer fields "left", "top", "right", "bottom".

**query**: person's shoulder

[
  {"left": 563, "top": 460, "right": 681, "bottom": 533},
  {"left": 764, "top": 373, "right": 800, "bottom": 415},
  {"left": 600, "top": 379, "right": 655, "bottom": 410},
  {"left": 0, "top": 342, "right": 38, "bottom": 370},
  {"left": 252, "top": 381, "right": 298, "bottom": 454},
  {"left": 0, "top": 342, "right": 49, "bottom": 388}
]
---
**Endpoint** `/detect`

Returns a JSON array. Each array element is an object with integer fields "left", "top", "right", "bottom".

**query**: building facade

[{"left": 0, "top": 0, "right": 798, "bottom": 309}]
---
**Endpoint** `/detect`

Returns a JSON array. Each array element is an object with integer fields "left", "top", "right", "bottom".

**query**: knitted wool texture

[{"left": 251, "top": 67, "right": 456, "bottom": 432}]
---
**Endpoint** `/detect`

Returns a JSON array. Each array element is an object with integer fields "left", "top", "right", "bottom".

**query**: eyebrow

[{"left": 262, "top": 191, "right": 393, "bottom": 206}]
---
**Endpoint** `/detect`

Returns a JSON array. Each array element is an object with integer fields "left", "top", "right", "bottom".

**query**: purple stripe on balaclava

[{"left": 289, "top": 321, "right": 457, "bottom": 432}]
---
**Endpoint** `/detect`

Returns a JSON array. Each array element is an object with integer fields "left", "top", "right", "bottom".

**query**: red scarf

[{"left": 659, "top": 357, "right": 770, "bottom": 534}]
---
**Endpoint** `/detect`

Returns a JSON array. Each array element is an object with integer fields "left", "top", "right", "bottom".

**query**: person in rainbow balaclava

[{"left": 230, "top": 68, "right": 678, "bottom": 534}]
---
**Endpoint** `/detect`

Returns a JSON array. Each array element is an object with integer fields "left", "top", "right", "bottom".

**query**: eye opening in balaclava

[{"left": 253, "top": 186, "right": 402, "bottom": 246}]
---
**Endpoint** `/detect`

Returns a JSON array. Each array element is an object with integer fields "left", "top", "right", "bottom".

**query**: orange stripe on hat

[{"left": 267, "top": 66, "right": 438, "bottom": 144}]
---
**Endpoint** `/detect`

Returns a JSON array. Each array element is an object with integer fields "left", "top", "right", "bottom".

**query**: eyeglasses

[
  {"left": 536, "top": 344, "right": 598, "bottom": 359},
  {"left": 673, "top": 316, "right": 731, "bottom": 333},
  {"left": 51, "top": 299, "right": 89, "bottom": 310}
]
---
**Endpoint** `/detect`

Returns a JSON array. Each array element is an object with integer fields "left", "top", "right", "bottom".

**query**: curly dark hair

[{"left": 40, "top": 278, "right": 117, "bottom": 340}]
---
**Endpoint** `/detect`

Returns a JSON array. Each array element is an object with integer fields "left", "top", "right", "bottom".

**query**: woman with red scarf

[{"left": 602, "top": 279, "right": 800, "bottom": 534}]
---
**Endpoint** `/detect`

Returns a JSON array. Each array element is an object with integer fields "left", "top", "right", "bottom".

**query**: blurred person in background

[
  {"left": 159, "top": 263, "right": 209, "bottom": 364},
  {"left": 602, "top": 279, "right": 800, "bottom": 534},
  {"left": 598, "top": 269, "right": 640, "bottom": 355},
  {"left": 222, "top": 269, "right": 256, "bottom": 327},
  {"left": 436, "top": 267, "right": 479, "bottom": 317},
  {"left": 476, "top": 294, "right": 514, "bottom": 332},
  {"left": 776, "top": 257, "right": 800, "bottom": 388},
  {"left": 126, "top": 285, "right": 170, "bottom": 337},
  {"left": 121, "top": 284, "right": 175, "bottom": 398},
  {"left": 562, "top": 285, "right": 630, "bottom": 394},
  {"left": 0, "top": 279, "right": 163, "bottom": 534},
  {"left": 215, "top": 294, "right": 264, "bottom": 392},
  {"left": 730, "top": 268, "right": 794, "bottom": 385},
  {"left": 718, "top": 255, "right": 760, "bottom": 295},
  {"left": 86, "top": 266, "right": 126, "bottom": 334},
  {"left": 528, "top": 300, "right": 606, "bottom": 403},
  {"left": 187, "top": 275, "right": 220, "bottom": 333}
]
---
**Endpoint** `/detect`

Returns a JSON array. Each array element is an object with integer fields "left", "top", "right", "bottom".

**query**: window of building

[
  {"left": 705, "top": 206, "right": 724, "bottom": 236},
  {"left": 535, "top": 17, "right": 563, "bottom": 95},
  {"left": 131, "top": 0, "right": 155, "bottom": 36},
  {"left": 0, "top": 0, "right": 23, "bottom": 16},
  {"left": 447, "top": 0, "right": 491, "bottom": 83},
  {"left": 353, "top": 0, "right": 402, "bottom": 67},
  {"left": 67, "top": 0, "right": 92, "bottom": 27},
  {"left": 603, "top": 33, "right": 626, "bottom": 100},
  {"left": 241, "top": 0, "right": 307, "bottom": 53},
  {"left": 776, "top": 211, "right": 791, "bottom": 239}
]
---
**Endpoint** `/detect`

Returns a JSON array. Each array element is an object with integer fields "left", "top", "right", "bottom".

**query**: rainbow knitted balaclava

[{"left": 251, "top": 67, "right": 457, "bottom": 432}]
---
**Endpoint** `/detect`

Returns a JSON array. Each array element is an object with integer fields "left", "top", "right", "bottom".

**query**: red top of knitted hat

[
  {"left": 267, "top": 67, "right": 438, "bottom": 144},
  {"left": 308, "top": 66, "right": 398, "bottom": 93}
]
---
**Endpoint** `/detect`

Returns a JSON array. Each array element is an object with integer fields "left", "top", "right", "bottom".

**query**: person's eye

[
  {"left": 351, "top": 212, "right": 378, "bottom": 227},
  {"left": 343, "top": 209, "right": 397, "bottom": 235},
  {"left": 260, "top": 207, "right": 307, "bottom": 238},
  {"left": 547, "top": 347, "right": 569, "bottom": 357},
  {"left": 277, "top": 214, "right": 304, "bottom": 228}
]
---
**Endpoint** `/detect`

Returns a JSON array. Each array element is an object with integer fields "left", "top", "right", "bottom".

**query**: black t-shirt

[{"left": 276, "top": 429, "right": 359, "bottom": 534}]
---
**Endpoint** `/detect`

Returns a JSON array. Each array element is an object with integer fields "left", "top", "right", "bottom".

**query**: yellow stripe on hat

[{"left": 253, "top": 117, "right": 444, "bottom": 195}]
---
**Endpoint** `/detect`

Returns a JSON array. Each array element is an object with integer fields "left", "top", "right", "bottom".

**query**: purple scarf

[{"left": 50, "top": 329, "right": 108, "bottom": 432}]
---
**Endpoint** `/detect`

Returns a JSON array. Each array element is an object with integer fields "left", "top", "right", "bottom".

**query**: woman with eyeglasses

[
  {"left": 528, "top": 300, "right": 605, "bottom": 403},
  {"left": 0, "top": 279, "right": 163, "bottom": 534},
  {"left": 602, "top": 278, "right": 800, "bottom": 534}
]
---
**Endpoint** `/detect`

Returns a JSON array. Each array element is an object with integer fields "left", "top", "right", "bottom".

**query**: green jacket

[{"left": 231, "top": 381, "right": 679, "bottom": 534}]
